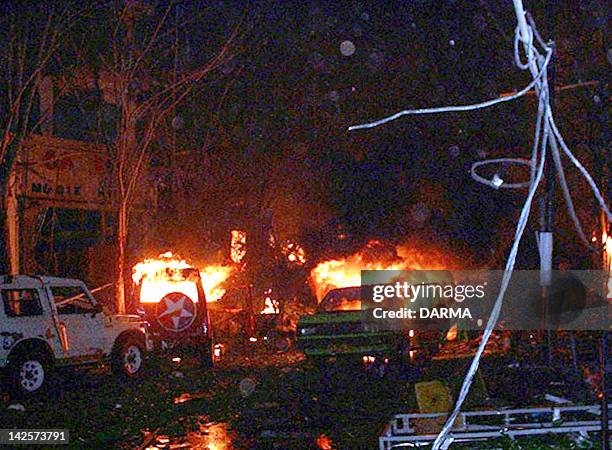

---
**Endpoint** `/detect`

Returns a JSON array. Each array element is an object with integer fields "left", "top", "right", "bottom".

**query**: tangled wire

[{"left": 348, "top": 1, "right": 610, "bottom": 447}]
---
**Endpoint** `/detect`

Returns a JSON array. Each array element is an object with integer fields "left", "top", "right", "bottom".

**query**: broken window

[
  {"left": 51, "top": 286, "right": 96, "bottom": 315},
  {"left": 318, "top": 287, "right": 362, "bottom": 312}
]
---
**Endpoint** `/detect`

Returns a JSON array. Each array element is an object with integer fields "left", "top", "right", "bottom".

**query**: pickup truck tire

[
  {"left": 111, "top": 335, "right": 145, "bottom": 379},
  {"left": 8, "top": 352, "right": 50, "bottom": 396}
]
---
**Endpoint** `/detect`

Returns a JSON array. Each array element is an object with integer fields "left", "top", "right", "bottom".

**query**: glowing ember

[
  {"left": 604, "top": 231, "right": 611, "bottom": 267},
  {"left": 334, "top": 298, "right": 361, "bottom": 311},
  {"left": 310, "top": 240, "right": 455, "bottom": 301},
  {"left": 213, "top": 343, "right": 224, "bottom": 359},
  {"left": 282, "top": 241, "right": 306, "bottom": 265},
  {"left": 362, "top": 355, "right": 375, "bottom": 364},
  {"left": 230, "top": 230, "right": 247, "bottom": 263},
  {"left": 316, "top": 433, "right": 334, "bottom": 450},
  {"left": 260, "top": 296, "right": 279, "bottom": 314},
  {"left": 603, "top": 231, "right": 611, "bottom": 300}
]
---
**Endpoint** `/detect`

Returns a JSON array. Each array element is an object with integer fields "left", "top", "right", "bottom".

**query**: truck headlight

[{"left": 299, "top": 327, "right": 317, "bottom": 336}]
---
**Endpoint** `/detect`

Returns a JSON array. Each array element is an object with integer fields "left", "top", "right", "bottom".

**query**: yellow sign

[{"left": 17, "top": 134, "right": 110, "bottom": 206}]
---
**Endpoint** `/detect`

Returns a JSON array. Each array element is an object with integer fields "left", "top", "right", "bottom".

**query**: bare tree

[
  {"left": 0, "top": 3, "right": 86, "bottom": 273},
  {"left": 62, "top": 1, "right": 241, "bottom": 313}
]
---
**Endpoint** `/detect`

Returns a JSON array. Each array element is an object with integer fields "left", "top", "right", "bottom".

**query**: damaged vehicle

[
  {"left": 296, "top": 284, "right": 450, "bottom": 374},
  {"left": 0, "top": 275, "right": 152, "bottom": 395},
  {"left": 133, "top": 260, "right": 214, "bottom": 367}
]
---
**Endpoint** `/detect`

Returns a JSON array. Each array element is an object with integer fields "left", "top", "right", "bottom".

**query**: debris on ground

[
  {"left": 413, "top": 380, "right": 459, "bottom": 435},
  {"left": 436, "top": 331, "right": 511, "bottom": 359},
  {"left": 173, "top": 392, "right": 211, "bottom": 405},
  {"left": 6, "top": 403, "right": 25, "bottom": 412},
  {"left": 544, "top": 393, "right": 572, "bottom": 404},
  {"left": 253, "top": 401, "right": 280, "bottom": 409},
  {"left": 238, "top": 377, "right": 256, "bottom": 397}
]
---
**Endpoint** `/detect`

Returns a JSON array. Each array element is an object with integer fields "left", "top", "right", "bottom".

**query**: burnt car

[
  {"left": 296, "top": 285, "right": 446, "bottom": 372},
  {"left": 134, "top": 266, "right": 213, "bottom": 367}
]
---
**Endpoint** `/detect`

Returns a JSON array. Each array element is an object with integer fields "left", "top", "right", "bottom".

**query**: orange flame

[
  {"left": 200, "top": 264, "right": 234, "bottom": 302},
  {"left": 132, "top": 252, "right": 233, "bottom": 303},
  {"left": 310, "top": 240, "right": 454, "bottom": 301},
  {"left": 132, "top": 252, "right": 197, "bottom": 303},
  {"left": 604, "top": 231, "right": 611, "bottom": 300},
  {"left": 316, "top": 433, "right": 334, "bottom": 450},
  {"left": 230, "top": 230, "right": 247, "bottom": 263},
  {"left": 333, "top": 298, "right": 362, "bottom": 311},
  {"left": 604, "top": 231, "right": 611, "bottom": 266},
  {"left": 260, "top": 290, "right": 279, "bottom": 315}
]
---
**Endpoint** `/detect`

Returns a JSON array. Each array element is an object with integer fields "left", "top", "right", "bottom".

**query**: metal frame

[{"left": 380, "top": 404, "right": 612, "bottom": 449}]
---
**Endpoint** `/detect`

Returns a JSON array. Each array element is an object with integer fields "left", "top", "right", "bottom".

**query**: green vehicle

[{"left": 296, "top": 286, "right": 445, "bottom": 369}]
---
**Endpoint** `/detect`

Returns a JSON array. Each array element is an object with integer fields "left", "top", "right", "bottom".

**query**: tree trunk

[
  {"left": 115, "top": 199, "right": 128, "bottom": 314},
  {"left": 0, "top": 139, "right": 19, "bottom": 273}
]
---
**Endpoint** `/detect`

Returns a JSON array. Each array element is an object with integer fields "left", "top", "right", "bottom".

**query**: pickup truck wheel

[
  {"left": 9, "top": 353, "right": 49, "bottom": 396},
  {"left": 112, "top": 336, "right": 144, "bottom": 378}
]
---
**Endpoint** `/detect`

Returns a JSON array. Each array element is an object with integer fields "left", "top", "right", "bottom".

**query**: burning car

[
  {"left": 132, "top": 253, "right": 216, "bottom": 366},
  {"left": 296, "top": 285, "right": 446, "bottom": 373},
  {"left": 297, "top": 286, "right": 403, "bottom": 359},
  {"left": 298, "top": 241, "right": 459, "bottom": 372}
]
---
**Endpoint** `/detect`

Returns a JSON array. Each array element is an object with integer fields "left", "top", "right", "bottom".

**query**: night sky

[
  {"left": 188, "top": 0, "right": 607, "bottom": 268},
  {"left": 2, "top": 0, "right": 608, "bottom": 271}
]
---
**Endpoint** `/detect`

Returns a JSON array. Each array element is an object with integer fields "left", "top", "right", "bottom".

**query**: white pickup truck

[{"left": 0, "top": 275, "right": 152, "bottom": 395}]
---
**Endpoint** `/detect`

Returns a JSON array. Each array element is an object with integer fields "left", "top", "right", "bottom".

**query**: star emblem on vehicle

[{"left": 155, "top": 292, "right": 197, "bottom": 332}]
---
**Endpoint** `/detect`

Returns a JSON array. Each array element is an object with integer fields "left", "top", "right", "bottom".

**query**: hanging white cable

[
  {"left": 529, "top": 80, "right": 547, "bottom": 182},
  {"left": 343, "top": 2, "right": 611, "bottom": 447},
  {"left": 548, "top": 123, "right": 599, "bottom": 251},
  {"left": 547, "top": 109, "right": 612, "bottom": 223},
  {"left": 511, "top": 20, "right": 601, "bottom": 251},
  {"left": 347, "top": 51, "right": 551, "bottom": 132},
  {"left": 513, "top": 0, "right": 543, "bottom": 84},
  {"left": 432, "top": 12, "right": 552, "bottom": 446},
  {"left": 513, "top": 25, "right": 534, "bottom": 70},
  {"left": 431, "top": 74, "right": 551, "bottom": 450},
  {"left": 471, "top": 158, "right": 532, "bottom": 189}
]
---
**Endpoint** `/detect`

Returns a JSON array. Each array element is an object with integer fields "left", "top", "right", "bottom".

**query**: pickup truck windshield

[
  {"left": 51, "top": 286, "right": 96, "bottom": 314},
  {"left": 318, "top": 287, "right": 362, "bottom": 312}
]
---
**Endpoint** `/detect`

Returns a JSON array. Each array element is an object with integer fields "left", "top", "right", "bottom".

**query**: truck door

[
  {"left": 48, "top": 285, "right": 105, "bottom": 361},
  {"left": 0, "top": 285, "right": 63, "bottom": 356}
]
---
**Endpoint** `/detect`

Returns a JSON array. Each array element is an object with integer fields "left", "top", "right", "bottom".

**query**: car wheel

[
  {"left": 112, "top": 335, "right": 145, "bottom": 378},
  {"left": 9, "top": 353, "right": 49, "bottom": 396}
]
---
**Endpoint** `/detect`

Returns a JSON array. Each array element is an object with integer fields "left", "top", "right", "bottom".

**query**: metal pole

[
  {"left": 539, "top": 52, "right": 555, "bottom": 366},
  {"left": 541, "top": 0, "right": 557, "bottom": 367}
]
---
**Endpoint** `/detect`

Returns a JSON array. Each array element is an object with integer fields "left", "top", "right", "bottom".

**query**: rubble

[{"left": 173, "top": 392, "right": 211, "bottom": 405}]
